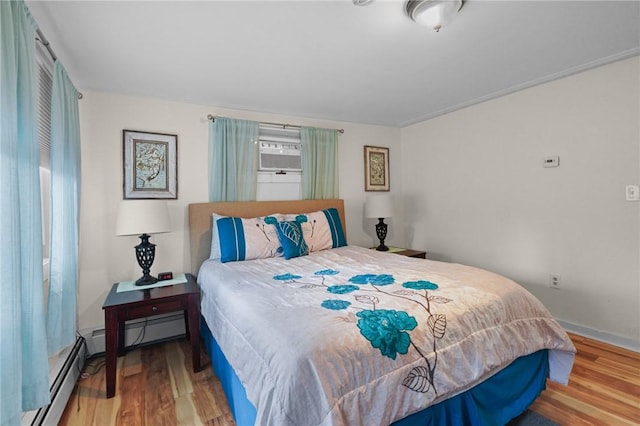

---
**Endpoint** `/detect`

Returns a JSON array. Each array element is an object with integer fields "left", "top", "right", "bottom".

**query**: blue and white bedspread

[{"left": 198, "top": 245, "right": 575, "bottom": 426}]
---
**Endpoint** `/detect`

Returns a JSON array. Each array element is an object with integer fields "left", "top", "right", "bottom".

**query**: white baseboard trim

[
  {"left": 558, "top": 319, "right": 640, "bottom": 352},
  {"left": 80, "top": 312, "right": 187, "bottom": 356},
  {"left": 22, "top": 336, "right": 87, "bottom": 426}
]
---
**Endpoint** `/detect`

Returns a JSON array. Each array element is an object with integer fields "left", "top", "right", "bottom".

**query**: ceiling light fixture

[
  {"left": 353, "top": 0, "right": 374, "bottom": 5},
  {"left": 406, "top": 0, "right": 463, "bottom": 32}
]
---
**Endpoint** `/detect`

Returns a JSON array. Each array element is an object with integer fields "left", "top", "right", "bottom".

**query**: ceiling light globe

[
  {"left": 406, "top": 0, "right": 463, "bottom": 31},
  {"left": 353, "top": 0, "right": 374, "bottom": 5}
]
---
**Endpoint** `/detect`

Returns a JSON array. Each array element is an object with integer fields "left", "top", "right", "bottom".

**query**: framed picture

[
  {"left": 364, "top": 145, "right": 390, "bottom": 191},
  {"left": 123, "top": 130, "right": 177, "bottom": 199}
]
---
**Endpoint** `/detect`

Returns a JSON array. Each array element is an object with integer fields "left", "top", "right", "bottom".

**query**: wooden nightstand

[
  {"left": 371, "top": 247, "right": 427, "bottom": 259},
  {"left": 392, "top": 248, "right": 427, "bottom": 259},
  {"left": 102, "top": 273, "right": 201, "bottom": 398}
]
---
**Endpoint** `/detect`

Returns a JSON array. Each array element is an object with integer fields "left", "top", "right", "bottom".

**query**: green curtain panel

[
  {"left": 0, "top": 1, "right": 51, "bottom": 423},
  {"left": 301, "top": 127, "right": 338, "bottom": 199},
  {"left": 209, "top": 117, "right": 259, "bottom": 201},
  {"left": 47, "top": 62, "right": 81, "bottom": 355}
]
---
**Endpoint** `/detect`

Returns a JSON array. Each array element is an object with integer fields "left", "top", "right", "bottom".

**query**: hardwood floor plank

[
  {"left": 59, "top": 334, "right": 639, "bottom": 426},
  {"left": 553, "top": 381, "right": 639, "bottom": 423},
  {"left": 122, "top": 348, "right": 143, "bottom": 378},
  {"left": 175, "top": 394, "right": 204, "bottom": 426},
  {"left": 166, "top": 340, "right": 194, "bottom": 398},
  {"left": 570, "top": 361, "right": 640, "bottom": 395},
  {"left": 528, "top": 395, "right": 600, "bottom": 426},
  {"left": 575, "top": 336, "right": 640, "bottom": 361},
  {"left": 142, "top": 344, "right": 177, "bottom": 425},
  {"left": 572, "top": 340, "right": 640, "bottom": 367},
  {"left": 116, "top": 356, "right": 145, "bottom": 426},
  {"left": 573, "top": 356, "right": 640, "bottom": 385},
  {"left": 594, "top": 356, "right": 640, "bottom": 379},
  {"left": 566, "top": 373, "right": 640, "bottom": 409},
  {"left": 542, "top": 388, "right": 637, "bottom": 425}
]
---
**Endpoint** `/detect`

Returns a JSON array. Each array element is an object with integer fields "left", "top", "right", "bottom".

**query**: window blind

[{"left": 36, "top": 42, "right": 53, "bottom": 169}]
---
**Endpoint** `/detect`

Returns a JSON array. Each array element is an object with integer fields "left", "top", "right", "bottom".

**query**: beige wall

[
  {"left": 77, "top": 93, "right": 403, "bottom": 332},
  {"left": 401, "top": 57, "right": 640, "bottom": 346}
]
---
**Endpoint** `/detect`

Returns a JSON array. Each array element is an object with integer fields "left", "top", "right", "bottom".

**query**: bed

[{"left": 188, "top": 199, "right": 575, "bottom": 426}]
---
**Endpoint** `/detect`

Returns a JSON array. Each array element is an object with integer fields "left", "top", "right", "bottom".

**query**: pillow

[
  {"left": 283, "top": 208, "right": 347, "bottom": 252},
  {"left": 209, "top": 213, "right": 226, "bottom": 260},
  {"left": 274, "top": 220, "right": 309, "bottom": 260},
  {"left": 216, "top": 216, "right": 281, "bottom": 263}
]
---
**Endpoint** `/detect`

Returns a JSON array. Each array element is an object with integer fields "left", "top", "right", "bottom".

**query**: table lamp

[
  {"left": 364, "top": 195, "right": 394, "bottom": 251},
  {"left": 116, "top": 200, "right": 171, "bottom": 285}
]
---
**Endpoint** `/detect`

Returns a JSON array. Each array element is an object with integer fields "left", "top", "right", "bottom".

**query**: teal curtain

[
  {"left": 47, "top": 62, "right": 81, "bottom": 354},
  {"left": 300, "top": 127, "right": 338, "bottom": 199},
  {"left": 209, "top": 117, "right": 259, "bottom": 201},
  {"left": 0, "top": 1, "right": 51, "bottom": 423}
]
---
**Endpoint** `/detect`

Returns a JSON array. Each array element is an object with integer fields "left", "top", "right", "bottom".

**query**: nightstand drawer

[{"left": 124, "top": 299, "right": 185, "bottom": 319}]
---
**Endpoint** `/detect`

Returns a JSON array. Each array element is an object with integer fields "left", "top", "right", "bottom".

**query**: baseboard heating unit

[{"left": 22, "top": 336, "right": 87, "bottom": 426}]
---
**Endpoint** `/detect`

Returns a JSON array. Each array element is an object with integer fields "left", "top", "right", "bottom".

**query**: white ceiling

[{"left": 26, "top": 1, "right": 640, "bottom": 127}]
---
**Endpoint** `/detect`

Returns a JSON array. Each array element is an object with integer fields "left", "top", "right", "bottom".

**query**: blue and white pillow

[
  {"left": 283, "top": 208, "right": 347, "bottom": 252},
  {"left": 216, "top": 216, "right": 282, "bottom": 263},
  {"left": 274, "top": 220, "right": 309, "bottom": 260}
]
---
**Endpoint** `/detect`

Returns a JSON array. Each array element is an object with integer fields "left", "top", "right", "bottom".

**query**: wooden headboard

[{"left": 188, "top": 199, "right": 346, "bottom": 275}]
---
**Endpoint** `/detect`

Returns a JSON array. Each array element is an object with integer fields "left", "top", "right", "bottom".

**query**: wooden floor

[{"left": 59, "top": 333, "right": 639, "bottom": 425}]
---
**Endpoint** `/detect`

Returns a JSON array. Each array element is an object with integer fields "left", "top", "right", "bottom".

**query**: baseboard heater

[
  {"left": 23, "top": 336, "right": 87, "bottom": 426},
  {"left": 86, "top": 312, "right": 186, "bottom": 355}
]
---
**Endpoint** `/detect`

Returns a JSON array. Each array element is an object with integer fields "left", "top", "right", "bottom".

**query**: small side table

[
  {"left": 371, "top": 247, "right": 427, "bottom": 259},
  {"left": 102, "top": 273, "right": 201, "bottom": 398},
  {"left": 393, "top": 248, "right": 427, "bottom": 259}
]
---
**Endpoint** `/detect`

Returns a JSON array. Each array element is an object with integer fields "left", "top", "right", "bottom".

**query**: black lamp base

[
  {"left": 134, "top": 233, "right": 158, "bottom": 286},
  {"left": 375, "top": 218, "right": 389, "bottom": 251},
  {"left": 135, "top": 274, "right": 158, "bottom": 286}
]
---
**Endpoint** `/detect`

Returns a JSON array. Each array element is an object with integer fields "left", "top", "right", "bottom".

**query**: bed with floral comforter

[{"left": 198, "top": 245, "right": 575, "bottom": 426}]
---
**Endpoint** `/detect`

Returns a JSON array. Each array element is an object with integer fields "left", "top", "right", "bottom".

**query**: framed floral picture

[
  {"left": 364, "top": 145, "right": 389, "bottom": 191},
  {"left": 123, "top": 130, "right": 177, "bottom": 199}
]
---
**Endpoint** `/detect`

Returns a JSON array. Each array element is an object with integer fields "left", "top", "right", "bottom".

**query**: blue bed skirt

[{"left": 201, "top": 318, "right": 548, "bottom": 426}]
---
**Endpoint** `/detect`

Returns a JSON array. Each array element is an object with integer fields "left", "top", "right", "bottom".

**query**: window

[{"left": 256, "top": 124, "right": 302, "bottom": 201}]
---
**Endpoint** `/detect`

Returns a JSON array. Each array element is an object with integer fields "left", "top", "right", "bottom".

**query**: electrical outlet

[{"left": 549, "top": 274, "right": 561, "bottom": 289}]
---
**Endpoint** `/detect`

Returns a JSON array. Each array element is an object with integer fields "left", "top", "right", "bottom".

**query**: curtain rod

[
  {"left": 207, "top": 114, "right": 344, "bottom": 134},
  {"left": 35, "top": 29, "right": 83, "bottom": 100}
]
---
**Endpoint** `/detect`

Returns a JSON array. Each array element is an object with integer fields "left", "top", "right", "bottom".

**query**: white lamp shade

[
  {"left": 364, "top": 195, "right": 394, "bottom": 219},
  {"left": 115, "top": 200, "right": 171, "bottom": 236}
]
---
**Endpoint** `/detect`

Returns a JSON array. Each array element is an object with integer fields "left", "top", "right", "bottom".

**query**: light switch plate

[{"left": 625, "top": 185, "right": 639, "bottom": 201}]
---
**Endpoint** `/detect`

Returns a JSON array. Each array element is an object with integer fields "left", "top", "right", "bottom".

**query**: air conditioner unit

[{"left": 259, "top": 141, "right": 302, "bottom": 172}]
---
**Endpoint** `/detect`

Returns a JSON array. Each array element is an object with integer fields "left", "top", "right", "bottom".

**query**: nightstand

[
  {"left": 102, "top": 273, "right": 201, "bottom": 398},
  {"left": 392, "top": 248, "right": 427, "bottom": 259},
  {"left": 371, "top": 246, "right": 427, "bottom": 259}
]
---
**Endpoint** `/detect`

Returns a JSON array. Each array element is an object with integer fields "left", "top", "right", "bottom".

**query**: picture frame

[
  {"left": 123, "top": 130, "right": 177, "bottom": 199},
  {"left": 364, "top": 145, "right": 390, "bottom": 191}
]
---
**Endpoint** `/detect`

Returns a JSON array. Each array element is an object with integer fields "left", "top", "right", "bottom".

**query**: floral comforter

[{"left": 198, "top": 245, "right": 575, "bottom": 426}]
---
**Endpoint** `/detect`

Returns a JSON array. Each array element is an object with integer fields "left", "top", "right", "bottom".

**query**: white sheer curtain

[{"left": 0, "top": 1, "right": 51, "bottom": 423}]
